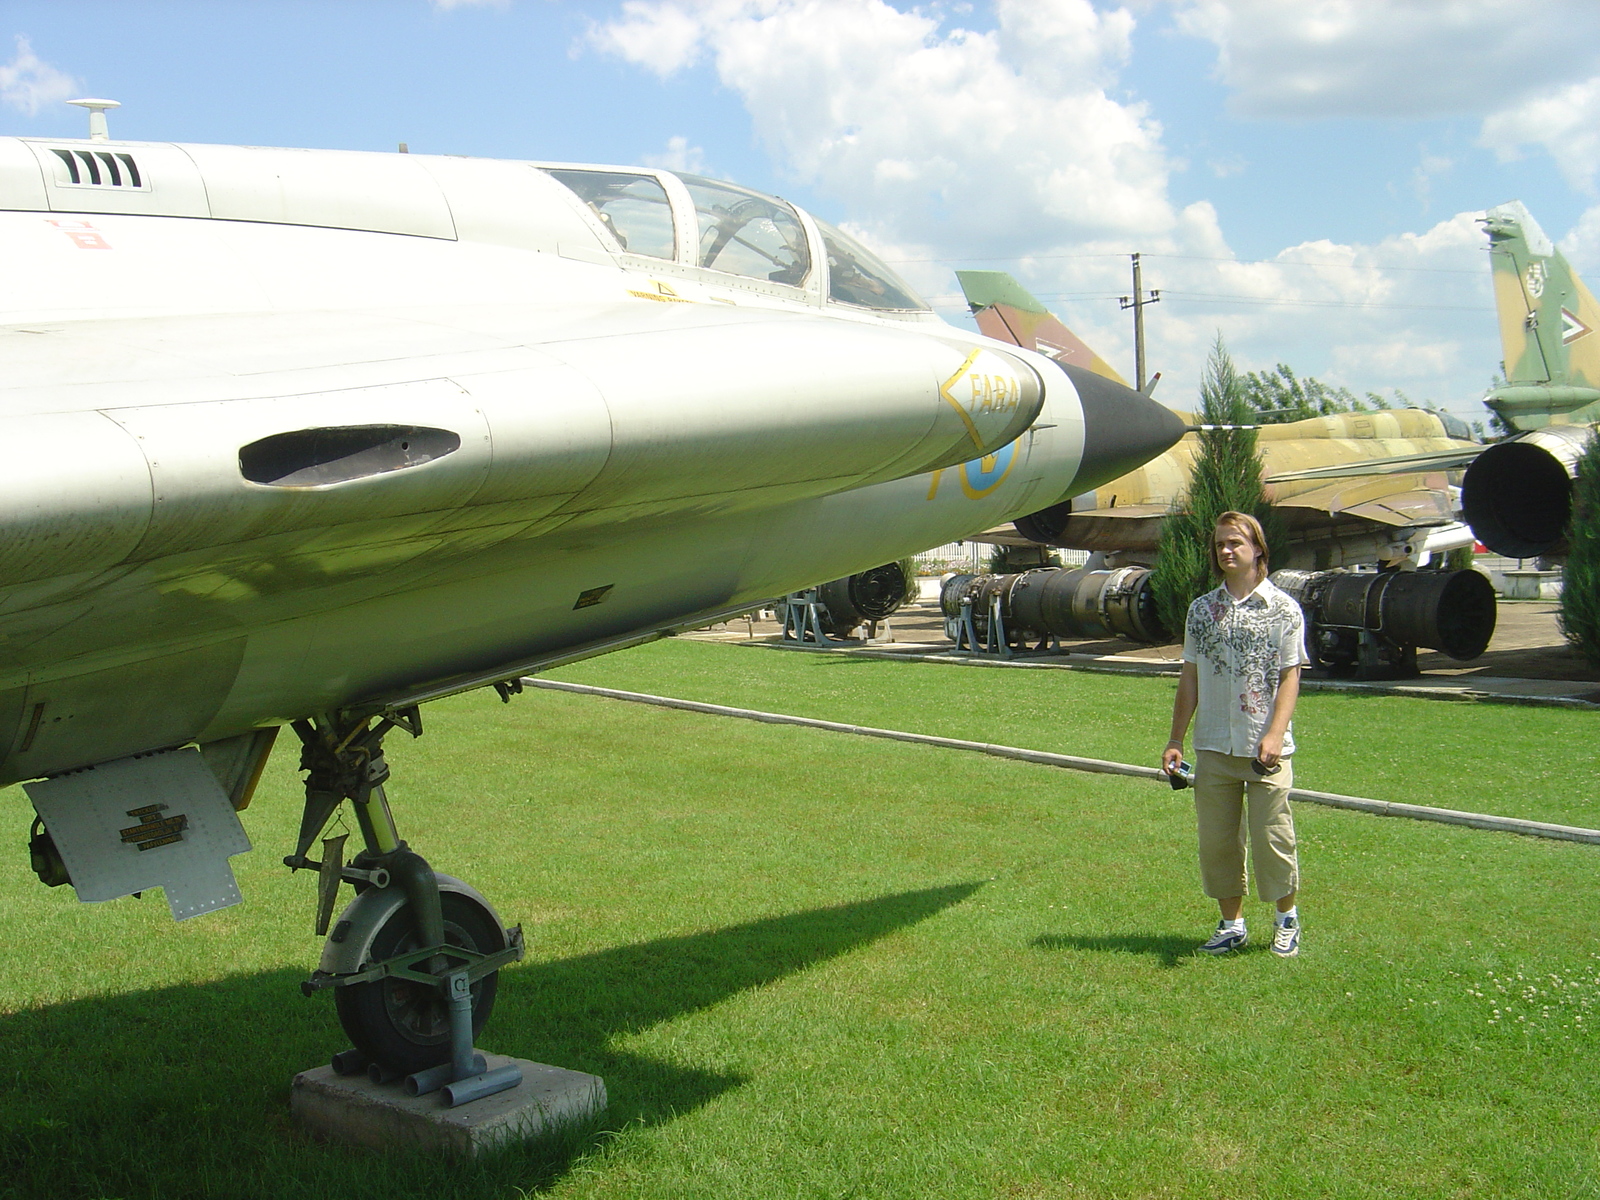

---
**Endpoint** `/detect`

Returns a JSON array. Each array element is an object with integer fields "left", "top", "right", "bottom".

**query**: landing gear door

[{"left": 25, "top": 747, "right": 252, "bottom": 921}]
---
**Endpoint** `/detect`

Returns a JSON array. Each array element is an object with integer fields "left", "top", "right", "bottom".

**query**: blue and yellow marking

[{"left": 926, "top": 439, "right": 1019, "bottom": 500}]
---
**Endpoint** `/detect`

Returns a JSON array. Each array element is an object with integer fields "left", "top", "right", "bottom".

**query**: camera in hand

[{"left": 1167, "top": 760, "right": 1195, "bottom": 790}]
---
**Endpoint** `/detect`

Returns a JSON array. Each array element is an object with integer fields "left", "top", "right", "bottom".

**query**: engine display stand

[
  {"left": 780, "top": 590, "right": 840, "bottom": 644},
  {"left": 291, "top": 1053, "right": 606, "bottom": 1156}
]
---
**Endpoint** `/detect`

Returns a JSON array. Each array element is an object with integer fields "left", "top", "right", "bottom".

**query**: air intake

[
  {"left": 51, "top": 148, "right": 144, "bottom": 189},
  {"left": 239, "top": 426, "right": 461, "bottom": 487}
]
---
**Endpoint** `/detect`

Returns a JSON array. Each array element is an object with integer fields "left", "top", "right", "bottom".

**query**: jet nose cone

[{"left": 1059, "top": 363, "right": 1188, "bottom": 491}]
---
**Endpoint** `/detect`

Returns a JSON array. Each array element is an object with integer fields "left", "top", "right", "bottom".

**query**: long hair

[{"left": 1210, "top": 510, "right": 1270, "bottom": 584}]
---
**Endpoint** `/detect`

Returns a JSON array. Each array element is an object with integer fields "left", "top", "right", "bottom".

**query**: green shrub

[{"left": 1558, "top": 431, "right": 1600, "bottom": 667}]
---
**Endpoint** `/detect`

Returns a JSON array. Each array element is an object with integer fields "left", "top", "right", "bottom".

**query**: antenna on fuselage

[{"left": 67, "top": 98, "right": 120, "bottom": 142}]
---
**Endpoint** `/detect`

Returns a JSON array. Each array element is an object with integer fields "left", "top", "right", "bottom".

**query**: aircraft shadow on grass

[
  {"left": 0, "top": 882, "right": 979, "bottom": 1194},
  {"left": 1031, "top": 932, "right": 1197, "bottom": 968}
]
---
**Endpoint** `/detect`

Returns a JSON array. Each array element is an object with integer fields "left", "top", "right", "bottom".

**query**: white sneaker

[
  {"left": 1200, "top": 921, "right": 1248, "bottom": 954},
  {"left": 1271, "top": 916, "right": 1300, "bottom": 958}
]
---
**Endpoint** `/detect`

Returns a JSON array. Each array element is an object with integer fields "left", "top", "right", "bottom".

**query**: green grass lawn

[
  {"left": 550, "top": 640, "right": 1600, "bottom": 829},
  {"left": 0, "top": 640, "right": 1595, "bottom": 1199}
]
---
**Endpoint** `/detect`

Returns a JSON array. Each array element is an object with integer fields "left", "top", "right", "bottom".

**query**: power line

[
  {"left": 1155, "top": 290, "right": 1486, "bottom": 312},
  {"left": 921, "top": 289, "right": 1486, "bottom": 313},
  {"left": 1143, "top": 252, "right": 1483, "bottom": 274},
  {"left": 885, "top": 250, "right": 1484, "bottom": 275}
]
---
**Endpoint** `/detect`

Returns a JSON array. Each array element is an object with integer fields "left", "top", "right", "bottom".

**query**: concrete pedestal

[
  {"left": 1501, "top": 570, "right": 1563, "bottom": 600},
  {"left": 291, "top": 1053, "right": 606, "bottom": 1156}
]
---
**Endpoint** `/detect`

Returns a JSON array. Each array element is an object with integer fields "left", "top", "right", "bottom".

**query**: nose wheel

[
  {"left": 335, "top": 887, "right": 506, "bottom": 1075},
  {"left": 287, "top": 712, "right": 525, "bottom": 1097}
]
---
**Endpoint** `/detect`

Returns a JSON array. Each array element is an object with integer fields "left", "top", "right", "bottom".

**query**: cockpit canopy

[
  {"left": 1436, "top": 410, "right": 1474, "bottom": 442},
  {"left": 543, "top": 169, "right": 676, "bottom": 262},
  {"left": 812, "top": 216, "right": 927, "bottom": 312},
  {"left": 540, "top": 165, "right": 928, "bottom": 313}
]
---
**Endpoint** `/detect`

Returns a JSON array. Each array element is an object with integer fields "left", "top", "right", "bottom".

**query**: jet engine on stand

[
  {"left": 940, "top": 566, "right": 1168, "bottom": 652},
  {"left": 1269, "top": 567, "right": 1497, "bottom": 678},
  {"left": 784, "top": 561, "right": 915, "bottom": 643},
  {"left": 939, "top": 564, "right": 1497, "bottom": 680}
]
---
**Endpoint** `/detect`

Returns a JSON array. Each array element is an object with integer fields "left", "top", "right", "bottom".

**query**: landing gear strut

[{"left": 285, "top": 709, "right": 524, "bottom": 1101}]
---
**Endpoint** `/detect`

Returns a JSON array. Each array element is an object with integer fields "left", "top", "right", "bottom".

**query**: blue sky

[{"left": 5, "top": 1, "right": 1600, "bottom": 424}]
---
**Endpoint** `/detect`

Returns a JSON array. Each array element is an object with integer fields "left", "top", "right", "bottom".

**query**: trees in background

[
  {"left": 1151, "top": 337, "right": 1286, "bottom": 637},
  {"left": 1559, "top": 433, "right": 1600, "bottom": 668},
  {"left": 1243, "top": 363, "right": 1494, "bottom": 440},
  {"left": 1239, "top": 363, "right": 1399, "bottom": 423}
]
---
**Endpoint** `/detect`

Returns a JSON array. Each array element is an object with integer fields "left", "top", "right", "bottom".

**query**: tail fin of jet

[
  {"left": 956, "top": 270, "right": 1130, "bottom": 387},
  {"left": 1483, "top": 201, "right": 1600, "bottom": 428}
]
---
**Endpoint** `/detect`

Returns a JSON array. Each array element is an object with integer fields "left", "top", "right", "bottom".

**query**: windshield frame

[
  {"left": 536, "top": 165, "right": 684, "bottom": 264},
  {"left": 674, "top": 172, "right": 816, "bottom": 294},
  {"left": 812, "top": 216, "right": 930, "bottom": 314},
  {"left": 537, "top": 162, "right": 948, "bottom": 317}
]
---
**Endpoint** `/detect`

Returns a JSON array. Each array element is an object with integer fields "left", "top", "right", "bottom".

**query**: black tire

[{"left": 334, "top": 889, "right": 504, "bottom": 1075}]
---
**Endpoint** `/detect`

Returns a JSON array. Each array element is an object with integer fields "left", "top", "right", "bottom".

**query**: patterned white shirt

[{"left": 1181, "top": 578, "right": 1309, "bottom": 758}]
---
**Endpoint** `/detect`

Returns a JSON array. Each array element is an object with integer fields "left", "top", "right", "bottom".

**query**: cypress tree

[
  {"left": 1559, "top": 432, "right": 1600, "bottom": 668},
  {"left": 1151, "top": 335, "right": 1286, "bottom": 639}
]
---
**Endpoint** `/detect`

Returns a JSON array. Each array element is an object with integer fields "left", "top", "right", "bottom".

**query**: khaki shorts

[{"left": 1194, "top": 749, "right": 1299, "bottom": 903}]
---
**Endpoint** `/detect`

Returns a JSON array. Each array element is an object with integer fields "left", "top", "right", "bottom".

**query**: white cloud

[
  {"left": 990, "top": 210, "right": 1494, "bottom": 414},
  {"left": 1173, "top": 0, "right": 1600, "bottom": 119},
  {"left": 1313, "top": 213, "right": 1493, "bottom": 397},
  {"left": 587, "top": 0, "right": 1176, "bottom": 256},
  {"left": 1172, "top": 0, "right": 1600, "bottom": 271},
  {"left": 1208, "top": 153, "right": 1247, "bottom": 178},
  {"left": 642, "top": 134, "right": 706, "bottom": 173},
  {"left": 993, "top": 0, "right": 1133, "bottom": 93},
  {"left": 0, "top": 35, "right": 77, "bottom": 117},
  {"left": 582, "top": 2, "right": 1503, "bottom": 413},
  {"left": 1480, "top": 77, "right": 1600, "bottom": 193},
  {"left": 1410, "top": 151, "right": 1452, "bottom": 211},
  {"left": 1555, "top": 203, "right": 1600, "bottom": 279},
  {"left": 584, "top": 1, "right": 715, "bottom": 76}
]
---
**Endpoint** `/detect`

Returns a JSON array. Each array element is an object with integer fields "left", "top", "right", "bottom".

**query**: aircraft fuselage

[{"left": 0, "top": 138, "right": 1183, "bottom": 785}]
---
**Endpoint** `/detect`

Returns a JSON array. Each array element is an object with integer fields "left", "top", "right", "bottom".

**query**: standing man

[{"left": 1162, "top": 511, "right": 1308, "bottom": 957}]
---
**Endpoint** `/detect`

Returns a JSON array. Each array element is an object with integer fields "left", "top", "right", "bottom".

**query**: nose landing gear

[
  {"left": 286, "top": 709, "right": 525, "bottom": 1102},
  {"left": 332, "top": 884, "right": 506, "bottom": 1075}
]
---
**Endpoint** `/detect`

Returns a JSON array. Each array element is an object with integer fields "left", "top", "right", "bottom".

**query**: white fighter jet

[{"left": 1, "top": 104, "right": 1184, "bottom": 1085}]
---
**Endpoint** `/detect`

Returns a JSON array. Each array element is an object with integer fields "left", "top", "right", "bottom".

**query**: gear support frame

[{"left": 285, "top": 708, "right": 526, "bottom": 1106}]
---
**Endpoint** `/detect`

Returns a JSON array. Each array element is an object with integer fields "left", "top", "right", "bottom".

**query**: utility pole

[{"left": 1118, "top": 253, "right": 1161, "bottom": 392}]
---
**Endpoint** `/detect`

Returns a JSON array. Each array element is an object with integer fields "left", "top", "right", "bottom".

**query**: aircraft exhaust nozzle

[
  {"left": 1272, "top": 568, "right": 1496, "bottom": 666},
  {"left": 811, "top": 562, "right": 914, "bottom": 635},
  {"left": 1461, "top": 426, "right": 1591, "bottom": 559}
]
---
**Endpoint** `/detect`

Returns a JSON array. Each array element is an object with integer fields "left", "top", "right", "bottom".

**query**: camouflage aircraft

[
  {"left": 940, "top": 271, "right": 1502, "bottom": 676},
  {"left": 956, "top": 271, "right": 1479, "bottom": 572},
  {"left": 1460, "top": 201, "right": 1600, "bottom": 558}
]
